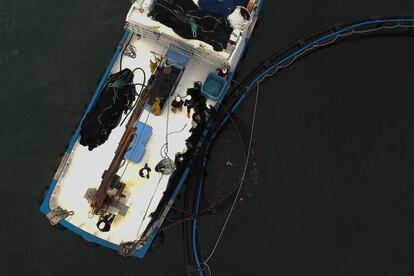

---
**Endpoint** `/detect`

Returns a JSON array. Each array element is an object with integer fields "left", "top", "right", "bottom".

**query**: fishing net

[
  {"left": 177, "top": 113, "right": 259, "bottom": 262},
  {"left": 148, "top": 0, "right": 233, "bottom": 51},
  {"left": 200, "top": 114, "right": 259, "bottom": 215},
  {"left": 79, "top": 69, "right": 137, "bottom": 151},
  {"left": 159, "top": 109, "right": 259, "bottom": 236}
]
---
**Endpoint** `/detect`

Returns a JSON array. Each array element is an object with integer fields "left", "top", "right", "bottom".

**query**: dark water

[{"left": 2, "top": 0, "right": 414, "bottom": 275}]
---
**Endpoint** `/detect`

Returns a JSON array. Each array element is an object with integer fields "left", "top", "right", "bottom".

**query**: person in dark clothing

[
  {"left": 171, "top": 96, "right": 184, "bottom": 113},
  {"left": 185, "top": 118, "right": 205, "bottom": 149},
  {"left": 189, "top": 112, "right": 202, "bottom": 133},
  {"left": 184, "top": 81, "right": 210, "bottom": 150},
  {"left": 206, "top": 104, "right": 217, "bottom": 117},
  {"left": 184, "top": 95, "right": 196, "bottom": 118},
  {"left": 184, "top": 81, "right": 207, "bottom": 119}
]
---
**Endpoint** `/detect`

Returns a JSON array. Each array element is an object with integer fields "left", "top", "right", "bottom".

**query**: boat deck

[{"left": 48, "top": 34, "right": 217, "bottom": 245}]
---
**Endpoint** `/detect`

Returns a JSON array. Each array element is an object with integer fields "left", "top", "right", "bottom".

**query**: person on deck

[
  {"left": 184, "top": 95, "right": 195, "bottom": 118},
  {"left": 151, "top": 97, "right": 162, "bottom": 116},
  {"left": 184, "top": 82, "right": 207, "bottom": 119},
  {"left": 171, "top": 96, "right": 184, "bottom": 113}
]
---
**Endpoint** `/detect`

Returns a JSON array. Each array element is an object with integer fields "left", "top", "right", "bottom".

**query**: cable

[
  {"left": 135, "top": 175, "right": 164, "bottom": 240},
  {"left": 203, "top": 263, "right": 212, "bottom": 276},
  {"left": 164, "top": 92, "right": 171, "bottom": 159},
  {"left": 202, "top": 82, "right": 260, "bottom": 266},
  {"left": 189, "top": 101, "right": 247, "bottom": 276},
  {"left": 159, "top": 123, "right": 188, "bottom": 158},
  {"left": 119, "top": 34, "right": 134, "bottom": 71},
  {"left": 120, "top": 67, "right": 147, "bottom": 126},
  {"left": 192, "top": 170, "right": 205, "bottom": 276}
]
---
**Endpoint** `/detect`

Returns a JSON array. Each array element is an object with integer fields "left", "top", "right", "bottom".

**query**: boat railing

[{"left": 124, "top": 2, "right": 259, "bottom": 69}]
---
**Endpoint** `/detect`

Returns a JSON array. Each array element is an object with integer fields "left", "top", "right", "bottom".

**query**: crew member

[
  {"left": 190, "top": 112, "right": 202, "bottom": 133},
  {"left": 218, "top": 67, "right": 229, "bottom": 78},
  {"left": 151, "top": 97, "right": 162, "bottom": 116},
  {"left": 171, "top": 96, "right": 184, "bottom": 113},
  {"left": 184, "top": 81, "right": 205, "bottom": 118},
  {"left": 184, "top": 95, "right": 196, "bottom": 118}
]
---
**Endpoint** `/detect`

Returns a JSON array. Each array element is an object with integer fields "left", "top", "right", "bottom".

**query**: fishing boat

[{"left": 40, "top": 0, "right": 263, "bottom": 258}]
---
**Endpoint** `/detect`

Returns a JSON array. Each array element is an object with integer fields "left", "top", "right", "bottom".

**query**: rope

[
  {"left": 159, "top": 123, "right": 188, "bottom": 158},
  {"left": 135, "top": 175, "right": 164, "bottom": 240},
  {"left": 119, "top": 34, "right": 135, "bottom": 71},
  {"left": 120, "top": 67, "right": 147, "bottom": 126},
  {"left": 189, "top": 98, "right": 249, "bottom": 275},
  {"left": 159, "top": 93, "right": 178, "bottom": 171},
  {"left": 202, "top": 82, "right": 260, "bottom": 266}
]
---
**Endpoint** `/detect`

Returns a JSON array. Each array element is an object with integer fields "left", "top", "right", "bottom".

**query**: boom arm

[{"left": 90, "top": 82, "right": 151, "bottom": 214}]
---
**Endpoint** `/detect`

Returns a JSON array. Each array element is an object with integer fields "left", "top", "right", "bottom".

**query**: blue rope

[{"left": 191, "top": 17, "right": 414, "bottom": 275}]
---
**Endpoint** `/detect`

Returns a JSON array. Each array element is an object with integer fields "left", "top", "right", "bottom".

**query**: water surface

[{"left": 1, "top": 1, "right": 414, "bottom": 275}]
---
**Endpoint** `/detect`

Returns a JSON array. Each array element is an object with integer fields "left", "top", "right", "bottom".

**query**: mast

[{"left": 90, "top": 81, "right": 152, "bottom": 214}]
